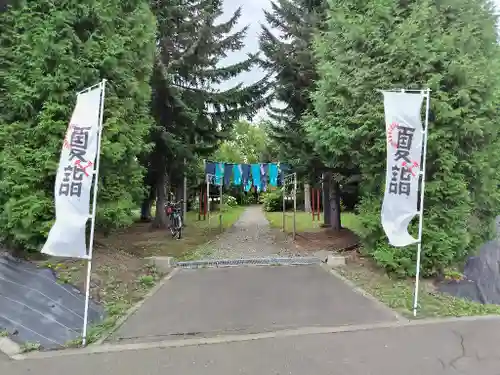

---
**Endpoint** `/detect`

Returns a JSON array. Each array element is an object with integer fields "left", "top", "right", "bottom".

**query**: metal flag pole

[
  {"left": 183, "top": 158, "right": 187, "bottom": 224},
  {"left": 321, "top": 173, "right": 325, "bottom": 224},
  {"left": 206, "top": 174, "right": 211, "bottom": 226},
  {"left": 412, "top": 88, "right": 431, "bottom": 317},
  {"left": 282, "top": 174, "right": 286, "bottom": 232},
  {"left": 219, "top": 179, "right": 223, "bottom": 233},
  {"left": 293, "top": 172, "right": 297, "bottom": 240},
  {"left": 82, "top": 79, "right": 106, "bottom": 346}
]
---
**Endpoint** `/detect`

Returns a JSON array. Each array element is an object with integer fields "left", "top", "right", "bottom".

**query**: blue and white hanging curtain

[
  {"left": 233, "top": 164, "right": 243, "bottom": 185},
  {"left": 204, "top": 161, "right": 288, "bottom": 189}
]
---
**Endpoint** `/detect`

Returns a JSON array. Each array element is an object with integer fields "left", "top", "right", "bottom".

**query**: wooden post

[
  {"left": 316, "top": 188, "right": 321, "bottom": 220},
  {"left": 311, "top": 188, "right": 316, "bottom": 221},
  {"left": 198, "top": 187, "right": 201, "bottom": 221},
  {"left": 204, "top": 187, "right": 207, "bottom": 220}
]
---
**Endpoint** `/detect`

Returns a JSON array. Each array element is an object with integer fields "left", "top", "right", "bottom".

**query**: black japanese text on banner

[
  {"left": 42, "top": 86, "right": 103, "bottom": 258},
  {"left": 381, "top": 91, "right": 425, "bottom": 247}
]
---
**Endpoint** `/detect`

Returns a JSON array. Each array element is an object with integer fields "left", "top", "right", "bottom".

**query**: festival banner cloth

[
  {"left": 204, "top": 161, "right": 290, "bottom": 189},
  {"left": 381, "top": 91, "right": 425, "bottom": 247},
  {"left": 42, "top": 85, "right": 104, "bottom": 258}
]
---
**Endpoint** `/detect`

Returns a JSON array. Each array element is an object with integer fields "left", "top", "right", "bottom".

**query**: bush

[
  {"left": 307, "top": 0, "right": 500, "bottom": 277},
  {"left": 0, "top": 0, "right": 156, "bottom": 250},
  {"left": 261, "top": 191, "right": 279, "bottom": 212},
  {"left": 223, "top": 194, "right": 238, "bottom": 207},
  {"left": 240, "top": 192, "right": 256, "bottom": 205},
  {"left": 257, "top": 192, "right": 268, "bottom": 205},
  {"left": 261, "top": 190, "right": 294, "bottom": 212}
]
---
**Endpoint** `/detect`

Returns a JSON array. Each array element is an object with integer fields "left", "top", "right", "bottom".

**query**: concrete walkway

[
  {"left": 109, "top": 205, "right": 398, "bottom": 343},
  {"left": 110, "top": 265, "right": 399, "bottom": 343},
  {"left": 3, "top": 317, "right": 500, "bottom": 374}
]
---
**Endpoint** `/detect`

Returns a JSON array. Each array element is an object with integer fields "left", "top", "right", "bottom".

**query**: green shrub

[
  {"left": 260, "top": 191, "right": 278, "bottom": 212},
  {"left": 223, "top": 194, "right": 238, "bottom": 207},
  {"left": 240, "top": 192, "right": 256, "bottom": 205},
  {"left": 0, "top": 0, "right": 156, "bottom": 250},
  {"left": 258, "top": 192, "right": 268, "bottom": 204},
  {"left": 306, "top": 0, "right": 500, "bottom": 277}
]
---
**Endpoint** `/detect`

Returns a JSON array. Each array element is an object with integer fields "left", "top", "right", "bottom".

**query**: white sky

[
  {"left": 220, "top": 0, "right": 270, "bottom": 88},
  {"left": 220, "top": 0, "right": 272, "bottom": 121}
]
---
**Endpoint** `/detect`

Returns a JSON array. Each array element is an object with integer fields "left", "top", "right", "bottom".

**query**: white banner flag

[
  {"left": 42, "top": 84, "right": 104, "bottom": 258},
  {"left": 381, "top": 91, "right": 425, "bottom": 247}
]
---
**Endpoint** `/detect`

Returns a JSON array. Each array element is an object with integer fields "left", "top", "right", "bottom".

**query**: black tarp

[
  {"left": 0, "top": 253, "right": 105, "bottom": 349},
  {"left": 438, "top": 238, "right": 500, "bottom": 305}
]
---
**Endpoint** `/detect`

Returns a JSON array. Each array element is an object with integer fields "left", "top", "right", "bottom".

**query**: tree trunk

[
  {"left": 140, "top": 185, "right": 156, "bottom": 222},
  {"left": 152, "top": 173, "right": 169, "bottom": 229},
  {"left": 175, "top": 186, "right": 183, "bottom": 202},
  {"left": 330, "top": 179, "right": 342, "bottom": 232},
  {"left": 304, "top": 183, "right": 312, "bottom": 213},
  {"left": 322, "top": 172, "right": 331, "bottom": 227}
]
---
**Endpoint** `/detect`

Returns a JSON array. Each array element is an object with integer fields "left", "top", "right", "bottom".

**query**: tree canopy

[
  {"left": 211, "top": 120, "right": 272, "bottom": 164},
  {"left": 142, "top": 0, "right": 270, "bottom": 226},
  {"left": 0, "top": 0, "right": 156, "bottom": 249},
  {"left": 259, "top": 0, "right": 326, "bottom": 179},
  {"left": 305, "top": 0, "right": 500, "bottom": 276}
]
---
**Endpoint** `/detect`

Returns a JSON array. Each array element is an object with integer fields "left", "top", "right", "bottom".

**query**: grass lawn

[
  {"left": 31, "top": 205, "right": 246, "bottom": 347},
  {"left": 116, "top": 205, "right": 246, "bottom": 259},
  {"left": 266, "top": 208, "right": 500, "bottom": 319},
  {"left": 338, "top": 259, "right": 500, "bottom": 319},
  {"left": 265, "top": 210, "right": 362, "bottom": 234}
]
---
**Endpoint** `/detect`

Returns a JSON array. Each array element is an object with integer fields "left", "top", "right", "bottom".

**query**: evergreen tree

[
  {"left": 259, "top": 0, "right": 345, "bottom": 228},
  {"left": 144, "top": 0, "right": 269, "bottom": 226},
  {"left": 0, "top": 0, "right": 156, "bottom": 249},
  {"left": 306, "top": 0, "right": 500, "bottom": 276}
]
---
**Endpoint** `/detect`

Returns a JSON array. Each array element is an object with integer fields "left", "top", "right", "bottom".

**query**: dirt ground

[
  {"left": 34, "top": 218, "right": 232, "bottom": 302},
  {"left": 294, "top": 228, "right": 360, "bottom": 252},
  {"left": 36, "top": 244, "right": 150, "bottom": 304}
]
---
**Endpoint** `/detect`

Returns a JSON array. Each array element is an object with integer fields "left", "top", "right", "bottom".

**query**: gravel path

[{"left": 207, "top": 206, "right": 295, "bottom": 259}]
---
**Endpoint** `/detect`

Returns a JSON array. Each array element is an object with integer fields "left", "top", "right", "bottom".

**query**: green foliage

[
  {"left": 137, "top": 275, "right": 155, "bottom": 288},
  {"left": 144, "top": 0, "right": 270, "bottom": 226},
  {"left": 259, "top": 0, "right": 327, "bottom": 179},
  {"left": 261, "top": 191, "right": 282, "bottom": 212},
  {"left": 307, "top": 0, "right": 500, "bottom": 277},
  {"left": 0, "top": 0, "right": 156, "bottom": 250},
  {"left": 222, "top": 194, "right": 237, "bottom": 207},
  {"left": 238, "top": 192, "right": 256, "bottom": 206},
  {"left": 211, "top": 120, "right": 271, "bottom": 164}
]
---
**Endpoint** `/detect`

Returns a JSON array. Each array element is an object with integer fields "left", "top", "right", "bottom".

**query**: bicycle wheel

[
  {"left": 175, "top": 216, "right": 182, "bottom": 240},
  {"left": 169, "top": 216, "right": 176, "bottom": 237}
]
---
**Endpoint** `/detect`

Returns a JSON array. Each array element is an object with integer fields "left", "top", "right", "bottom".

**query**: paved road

[
  {"left": 110, "top": 206, "right": 398, "bottom": 344},
  {"left": 111, "top": 265, "right": 399, "bottom": 343},
  {"left": 3, "top": 317, "right": 500, "bottom": 374}
]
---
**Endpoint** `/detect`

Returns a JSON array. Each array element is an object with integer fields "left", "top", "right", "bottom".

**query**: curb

[
  {"left": 0, "top": 336, "right": 21, "bottom": 358},
  {"left": 94, "top": 267, "right": 180, "bottom": 345},
  {"left": 12, "top": 315, "right": 500, "bottom": 361}
]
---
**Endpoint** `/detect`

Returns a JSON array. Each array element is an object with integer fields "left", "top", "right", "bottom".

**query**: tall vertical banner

[
  {"left": 42, "top": 83, "right": 104, "bottom": 258},
  {"left": 381, "top": 88, "right": 430, "bottom": 317},
  {"left": 381, "top": 91, "right": 425, "bottom": 247}
]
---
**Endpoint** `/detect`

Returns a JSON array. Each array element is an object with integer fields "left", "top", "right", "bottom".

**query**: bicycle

[{"left": 165, "top": 200, "right": 183, "bottom": 239}]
